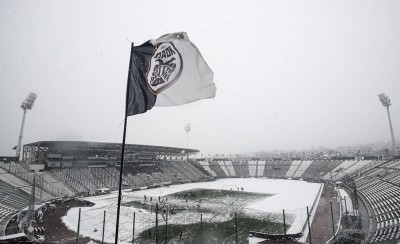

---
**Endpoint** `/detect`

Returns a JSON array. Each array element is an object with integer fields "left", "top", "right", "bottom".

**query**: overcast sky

[{"left": 1, "top": 0, "right": 399, "bottom": 156}]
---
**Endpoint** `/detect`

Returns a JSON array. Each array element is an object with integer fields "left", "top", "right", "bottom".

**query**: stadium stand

[
  {"left": 229, "top": 160, "right": 242, "bottom": 177},
  {"left": 208, "top": 160, "right": 227, "bottom": 177},
  {"left": 323, "top": 160, "right": 359, "bottom": 181},
  {"left": 348, "top": 160, "right": 400, "bottom": 243},
  {"left": 248, "top": 160, "right": 257, "bottom": 177},
  {"left": 197, "top": 160, "right": 217, "bottom": 177},
  {"left": 0, "top": 162, "right": 58, "bottom": 200},
  {"left": 0, "top": 180, "right": 30, "bottom": 235},
  {"left": 239, "top": 160, "right": 250, "bottom": 177},
  {"left": 292, "top": 160, "right": 313, "bottom": 178},
  {"left": 263, "top": 160, "right": 292, "bottom": 178},
  {"left": 224, "top": 160, "right": 236, "bottom": 177},
  {"left": 286, "top": 160, "right": 302, "bottom": 178},
  {"left": 2, "top": 140, "right": 399, "bottom": 243},
  {"left": 217, "top": 160, "right": 231, "bottom": 176},
  {"left": 302, "top": 160, "right": 342, "bottom": 180},
  {"left": 256, "top": 160, "right": 265, "bottom": 177},
  {"left": 331, "top": 160, "right": 373, "bottom": 181}
]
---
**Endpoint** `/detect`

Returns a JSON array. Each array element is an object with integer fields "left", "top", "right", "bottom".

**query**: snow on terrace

[
  {"left": 293, "top": 160, "right": 313, "bottom": 178},
  {"left": 257, "top": 161, "right": 265, "bottom": 177},
  {"left": 286, "top": 160, "right": 302, "bottom": 178},
  {"left": 63, "top": 178, "right": 322, "bottom": 243}
]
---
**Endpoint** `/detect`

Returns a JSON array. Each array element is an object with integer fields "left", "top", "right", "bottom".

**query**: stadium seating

[
  {"left": 352, "top": 160, "right": 400, "bottom": 242},
  {"left": 323, "top": 160, "right": 359, "bottom": 181},
  {"left": 256, "top": 160, "right": 265, "bottom": 177},
  {"left": 248, "top": 160, "right": 257, "bottom": 177},
  {"left": 0, "top": 162, "right": 56, "bottom": 200},
  {"left": 196, "top": 160, "right": 217, "bottom": 177},
  {"left": 286, "top": 160, "right": 302, "bottom": 178},
  {"left": 217, "top": 161, "right": 231, "bottom": 176},
  {"left": 263, "top": 160, "right": 292, "bottom": 178},
  {"left": 3, "top": 155, "right": 400, "bottom": 243},
  {"left": 207, "top": 161, "right": 227, "bottom": 177},
  {"left": 292, "top": 160, "right": 313, "bottom": 178},
  {"left": 0, "top": 180, "right": 30, "bottom": 235},
  {"left": 301, "top": 160, "right": 342, "bottom": 180},
  {"left": 224, "top": 161, "right": 236, "bottom": 177}
]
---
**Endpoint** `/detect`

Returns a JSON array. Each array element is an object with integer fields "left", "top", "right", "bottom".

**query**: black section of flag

[{"left": 126, "top": 41, "right": 157, "bottom": 116}]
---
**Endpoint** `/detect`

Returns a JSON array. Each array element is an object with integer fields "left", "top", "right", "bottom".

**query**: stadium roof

[{"left": 24, "top": 141, "right": 199, "bottom": 155}]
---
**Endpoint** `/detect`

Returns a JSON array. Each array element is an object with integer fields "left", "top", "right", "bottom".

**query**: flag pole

[{"left": 115, "top": 42, "right": 134, "bottom": 244}]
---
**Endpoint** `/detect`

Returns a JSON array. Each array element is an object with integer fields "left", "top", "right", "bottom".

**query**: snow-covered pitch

[{"left": 63, "top": 178, "right": 323, "bottom": 243}]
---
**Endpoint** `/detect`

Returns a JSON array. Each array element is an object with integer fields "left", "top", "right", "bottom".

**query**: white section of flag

[{"left": 152, "top": 32, "right": 216, "bottom": 106}]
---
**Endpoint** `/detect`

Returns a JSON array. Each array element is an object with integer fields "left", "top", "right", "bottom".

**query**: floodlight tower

[
  {"left": 378, "top": 93, "right": 396, "bottom": 155},
  {"left": 185, "top": 123, "right": 191, "bottom": 148},
  {"left": 16, "top": 92, "right": 37, "bottom": 160}
]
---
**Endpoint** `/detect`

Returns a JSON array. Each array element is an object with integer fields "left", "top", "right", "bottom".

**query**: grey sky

[{"left": 1, "top": 0, "right": 399, "bottom": 156}]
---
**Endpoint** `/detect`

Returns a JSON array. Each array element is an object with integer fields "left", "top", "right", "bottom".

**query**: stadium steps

[{"left": 43, "top": 171, "right": 75, "bottom": 196}]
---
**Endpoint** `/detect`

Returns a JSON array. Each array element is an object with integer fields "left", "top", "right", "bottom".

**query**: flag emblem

[
  {"left": 126, "top": 32, "right": 216, "bottom": 116},
  {"left": 146, "top": 42, "right": 183, "bottom": 94}
]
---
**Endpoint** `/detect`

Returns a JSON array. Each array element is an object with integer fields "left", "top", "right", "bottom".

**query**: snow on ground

[
  {"left": 339, "top": 188, "right": 355, "bottom": 216},
  {"left": 62, "top": 178, "right": 322, "bottom": 243}
]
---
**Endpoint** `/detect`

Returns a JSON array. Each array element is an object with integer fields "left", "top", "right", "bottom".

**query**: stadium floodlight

[
  {"left": 378, "top": 93, "right": 396, "bottom": 155},
  {"left": 16, "top": 92, "right": 37, "bottom": 160},
  {"left": 21, "top": 92, "right": 37, "bottom": 110},
  {"left": 185, "top": 123, "right": 191, "bottom": 148},
  {"left": 378, "top": 93, "right": 391, "bottom": 107}
]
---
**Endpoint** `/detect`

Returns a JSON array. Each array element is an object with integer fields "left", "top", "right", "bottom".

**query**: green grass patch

[
  {"left": 125, "top": 188, "right": 284, "bottom": 243},
  {"left": 134, "top": 215, "right": 285, "bottom": 244}
]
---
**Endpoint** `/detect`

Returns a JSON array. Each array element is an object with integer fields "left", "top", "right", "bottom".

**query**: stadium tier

[
  {"left": 351, "top": 160, "right": 400, "bottom": 242},
  {"left": 1, "top": 141, "right": 399, "bottom": 243}
]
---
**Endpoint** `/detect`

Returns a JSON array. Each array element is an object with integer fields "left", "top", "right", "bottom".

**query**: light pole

[
  {"left": 378, "top": 93, "right": 396, "bottom": 155},
  {"left": 16, "top": 92, "right": 37, "bottom": 160},
  {"left": 184, "top": 123, "right": 191, "bottom": 148}
]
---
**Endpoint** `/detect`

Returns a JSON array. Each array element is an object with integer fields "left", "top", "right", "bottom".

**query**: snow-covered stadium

[{"left": 0, "top": 141, "right": 399, "bottom": 243}]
